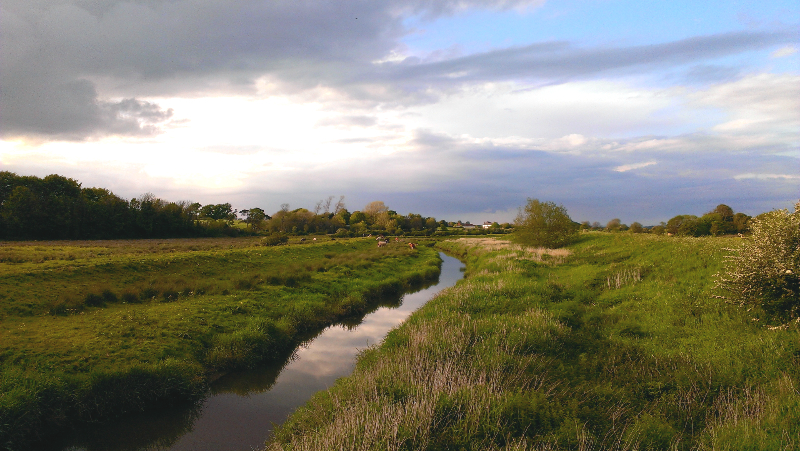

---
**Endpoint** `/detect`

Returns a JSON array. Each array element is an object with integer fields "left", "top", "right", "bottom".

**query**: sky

[{"left": 1, "top": 0, "right": 798, "bottom": 225}]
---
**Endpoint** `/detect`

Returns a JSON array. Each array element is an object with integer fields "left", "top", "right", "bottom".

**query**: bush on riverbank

[
  {"left": 267, "top": 234, "right": 800, "bottom": 450},
  {"left": 715, "top": 201, "right": 800, "bottom": 322}
]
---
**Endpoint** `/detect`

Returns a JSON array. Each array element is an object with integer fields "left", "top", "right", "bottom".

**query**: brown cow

[{"left": 408, "top": 243, "right": 417, "bottom": 250}]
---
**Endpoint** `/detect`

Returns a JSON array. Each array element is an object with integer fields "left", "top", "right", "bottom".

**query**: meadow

[
  {"left": 0, "top": 236, "right": 442, "bottom": 450},
  {"left": 266, "top": 234, "right": 800, "bottom": 450}
]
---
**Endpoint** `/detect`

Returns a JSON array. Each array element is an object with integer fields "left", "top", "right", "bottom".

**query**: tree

[
  {"left": 333, "top": 195, "right": 346, "bottom": 214},
  {"left": 733, "top": 213, "right": 750, "bottom": 234},
  {"left": 241, "top": 207, "right": 267, "bottom": 231},
  {"left": 629, "top": 222, "right": 644, "bottom": 233},
  {"left": 514, "top": 198, "right": 579, "bottom": 248},
  {"left": 200, "top": 203, "right": 237, "bottom": 221},
  {"left": 333, "top": 208, "right": 350, "bottom": 225},
  {"left": 363, "top": 201, "right": 389, "bottom": 223},
  {"left": 715, "top": 201, "right": 800, "bottom": 321},
  {"left": 712, "top": 204, "right": 734, "bottom": 222},
  {"left": 349, "top": 211, "right": 367, "bottom": 225},
  {"left": 666, "top": 215, "right": 697, "bottom": 235},
  {"left": 606, "top": 218, "right": 622, "bottom": 232}
]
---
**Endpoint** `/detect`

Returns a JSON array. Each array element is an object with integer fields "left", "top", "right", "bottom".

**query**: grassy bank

[
  {"left": 266, "top": 234, "right": 800, "bottom": 450},
  {"left": 0, "top": 237, "right": 441, "bottom": 450}
]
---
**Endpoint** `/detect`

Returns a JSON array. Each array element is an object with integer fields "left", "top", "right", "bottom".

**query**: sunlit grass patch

[
  {"left": 267, "top": 233, "right": 800, "bottom": 450},
  {"left": 0, "top": 237, "right": 442, "bottom": 448}
]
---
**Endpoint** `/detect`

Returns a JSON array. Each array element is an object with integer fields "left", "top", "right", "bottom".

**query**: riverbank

[
  {"left": 0, "top": 237, "right": 442, "bottom": 450},
  {"left": 266, "top": 234, "right": 800, "bottom": 450}
]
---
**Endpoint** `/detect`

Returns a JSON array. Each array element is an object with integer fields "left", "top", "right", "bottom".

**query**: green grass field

[
  {"left": 0, "top": 236, "right": 442, "bottom": 450},
  {"left": 266, "top": 233, "right": 800, "bottom": 450}
]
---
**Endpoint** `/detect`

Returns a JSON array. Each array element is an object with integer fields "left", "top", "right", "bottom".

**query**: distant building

[{"left": 482, "top": 221, "right": 493, "bottom": 229}]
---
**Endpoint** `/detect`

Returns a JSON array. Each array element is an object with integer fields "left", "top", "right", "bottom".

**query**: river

[{"left": 52, "top": 252, "right": 465, "bottom": 451}]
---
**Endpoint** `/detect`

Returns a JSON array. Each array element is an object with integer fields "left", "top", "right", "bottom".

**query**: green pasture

[
  {"left": 267, "top": 233, "right": 800, "bottom": 451},
  {"left": 0, "top": 236, "right": 441, "bottom": 450}
]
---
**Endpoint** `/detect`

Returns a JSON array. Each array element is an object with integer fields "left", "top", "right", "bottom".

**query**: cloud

[
  {"left": 382, "top": 31, "right": 795, "bottom": 87},
  {"left": 316, "top": 115, "right": 378, "bottom": 128},
  {"left": 734, "top": 173, "right": 800, "bottom": 180},
  {"left": 615, "top": 161, "right": 657, "bottom": 172},
  {"left": 0, "top": 75, "right": 174, "bottom": 140},
  {"left": 2, "top": 0, "right": 795, "bottom": 142},
  {"left": 771, "top": 45, "right": 798, "bottom": 58}
]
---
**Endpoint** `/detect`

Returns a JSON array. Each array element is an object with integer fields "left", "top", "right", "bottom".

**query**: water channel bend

[{"left": 56, "top": 252, "right": 465, "bottom": 451}]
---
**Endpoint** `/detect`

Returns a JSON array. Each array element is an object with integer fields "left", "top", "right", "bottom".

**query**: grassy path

[
  {"left": 266, "top": 234, "right": 799, "bottom": 451},
  {"left": 0, "top": 237, "right": 441, "bottom": 450}
]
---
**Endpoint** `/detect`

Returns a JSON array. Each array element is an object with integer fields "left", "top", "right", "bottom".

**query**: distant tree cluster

[
  {"left": 0, "top": 172, "right": 252, "bottom": 240},
  {"left": 264, "top": 199, "right": 449, "bottom": 237},
  {"left": 665, "top": 204, "right": 750, "bottom": 236},
  {"left": 579, "top": 204, "right": 752, "bottom": 237},
  {"left": 0, "top": 172, "right": 506, "bottom": 241},
  {"left": 0, "top": 172, "right": 204, "bottom": 239}
]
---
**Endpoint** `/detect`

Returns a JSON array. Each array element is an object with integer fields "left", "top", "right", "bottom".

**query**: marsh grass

[
  {"left": 0, "top": 237, "right": 441, "bottom": 449},
  {"left": 267, "top": 234, "right": 800, "bottom": 451}
]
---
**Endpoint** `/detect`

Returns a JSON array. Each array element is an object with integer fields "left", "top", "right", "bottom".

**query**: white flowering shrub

[{"left": 716, "top": 201, "right": 800, "bottom": 320}]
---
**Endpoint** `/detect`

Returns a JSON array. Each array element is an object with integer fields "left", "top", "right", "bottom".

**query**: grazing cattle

[
  {"left": 378, "top": 241, "right": 388, "bottom": 248},
  {"left": 300, "top": 238, "right": 306, "bottom": 242},
  {"left": 408, "top": 243, "right": 417, "bottom": 250},
  {"left": 313, "top": 237, "right": 317, "bottom": 241}
]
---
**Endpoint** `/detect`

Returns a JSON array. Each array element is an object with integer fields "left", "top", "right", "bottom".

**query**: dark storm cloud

[
  {"left": 0, "top": 75, "right": 173, "bottom": 139},
  {"left": 1, "top": 0, "right": 795, "bottom": 141},
  {"left": 1, "top": 0, "right": 542, "bottom": 139}
]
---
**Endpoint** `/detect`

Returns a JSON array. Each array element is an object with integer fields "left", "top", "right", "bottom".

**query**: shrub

[
  {"left": 715, "top": 201, "right": 800, "bottom": 320},
  {"left": 140, "top": 287, "right": 159, "bottom": 300},
  {"left": 514, "top": 198, "right": 579, "bottom": 248},
  {"left": 84, "top": 293, "right": 105, "bottom": 307},
  {"left": 262, "top": 234, "right": 288, "bottom": 246},
  {"left": 101, "top": 289, "right": 118, "bottom": 304},
  {"left": 121, "top": 292, "right": 140, "bottom": 303}
]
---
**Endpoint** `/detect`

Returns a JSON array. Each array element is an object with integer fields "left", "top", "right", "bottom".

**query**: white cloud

[
  {"left": 614, "top": 161, "right": 657, "bottom": 172},
  {"left": 683, "top": 73, "right": 800, "bottom": 136},
  {"left": 770, "top": 45, "right": 798, "bottom": 58},
  {"left": 734, "top": 173, "right": 800, "bottom": 181}
]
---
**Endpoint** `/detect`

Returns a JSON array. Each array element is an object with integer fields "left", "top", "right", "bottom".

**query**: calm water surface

[{"left": 54, "top": 252, "right": 465, "bottom": 451}]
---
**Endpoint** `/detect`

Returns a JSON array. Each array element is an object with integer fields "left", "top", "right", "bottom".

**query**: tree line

[
  {"left": 257, "top": 200, "right": 506, "bottom": 237},
  {"left": 0, "top": 172, "right": 508, "bottom": 241},
  {"left": 0, "top": 172, "right": 245, "bottom": 240},
  {"left": 580, "top": 204, "right": 752, "bottom": 236}
]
